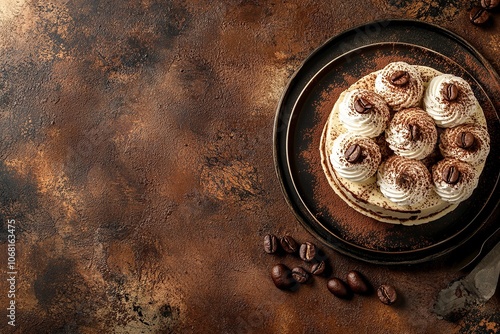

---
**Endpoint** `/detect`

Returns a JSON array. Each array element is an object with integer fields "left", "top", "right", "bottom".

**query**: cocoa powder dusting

[{"left": 309, "top": 82, "right": 405, "bottom": 251}]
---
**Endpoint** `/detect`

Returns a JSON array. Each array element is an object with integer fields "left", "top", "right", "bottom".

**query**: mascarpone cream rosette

[
  {"left": 338, "top": 89, "right": 390, "bottom": 138},
  {"left": 385, "top": 107, "right": 438, "bottom": 160},
  {"left": 374, "top": 62, "right": 424, "bottom": 111},
  {"left": 423, "top": 74, "right": 479, "bottom": 128},
  {"left": 432, "top": 158, "right": 478, "bottom": 203},
  {"left": 439, "top": 124, "right": 490, "bottom": 167},
  {"left": 329, "top": 133, "right": 381, "bottom": 183},
  {"left": 377, "top": 156, "right": 433, "bottom": 206}
]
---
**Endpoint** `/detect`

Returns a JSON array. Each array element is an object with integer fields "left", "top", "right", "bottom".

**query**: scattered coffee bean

[
  {"left": 456, "top": 131, "right": 475, "bottom": 149},
  {"left": 280, "top": 235, "right": 298, "bottom": 254},
  {"left": 344, "top": 144, "right": 362, "bottom": 163},
  {"left": 377, "top": 284, "right": 398, "bottom": 305},
  {"left": 442, "top": 165, "right": 461, "bottom": 184},
  {"left": 409, "top": 124, "right": 420, "bottom": 141},
  {"left": 390, "top": 70, "right": 410, "bottom": 86},
  {"left": 299, "top": 242, "right": 317, "bottom": 262},
  {"left": 346, "top": 270, "right": 370, "bottom": 294},
  {"left": 327, "top": 278, "right": 351, "bottom": 299},
  {"left": 354, "top": 97, "right": 373, "bottom": 114},
  {"left": 481, "top": 0, "right": 499, "bottom": 9},
  {"left": 444, "top": 83, "right": 459, "bottom": 101},
  {"left": 291, "top": 267, "right": 309, "bottom": 283},
  {"left": 310, "top": 261, "right": 326, "bottom": 276},
  {"left": 470, "top": 6, "right": 491, "bottom": 25},
  {"left": 264, "top": 234, "right": 279, "bottom": 254},
  {"left": 271, "top": 264, "right": 296, "bottom": 290}
]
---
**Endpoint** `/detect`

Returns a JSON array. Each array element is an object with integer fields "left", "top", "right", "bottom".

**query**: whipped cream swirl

[
  {"left": 338, "top": 89, "right": 390, "bottom": 138},
  {"left": 374, "top": 62, "right": 424, "bottom": 111},
  {"left": 377, "top": 155, "right": 433, "bottom": 206},
  {"left": 439, "top": 124, "right": 490, "bottom": 166},
  {"left": 330, "top": 133, "right": 381, "bottom": 183},
  {"left": 423, "top": 74, "right": 478, "bottom": 128},
  {"left": 385, "top": 107, "right": 437, "bottom": 160},
  {"left": 432, "top": 158, "right": 478, "bottom": 203}
]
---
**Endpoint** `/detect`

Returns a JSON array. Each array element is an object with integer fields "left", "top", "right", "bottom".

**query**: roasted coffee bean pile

[
  {"left": 263, "top": 233, "right": 398, "bottom": 305},
  {"left": 266, "top": 234, "right": 327, "bottom": 291},
  {"left": 469, "top": 0, "right": 499, "bottom": 26}
]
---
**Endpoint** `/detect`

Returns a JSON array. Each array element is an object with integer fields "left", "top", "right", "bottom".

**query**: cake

[{"left": 320, "top": 62, "right": 490, "bottom": 225}]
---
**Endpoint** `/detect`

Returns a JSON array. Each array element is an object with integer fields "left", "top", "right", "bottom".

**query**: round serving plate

[{"left": 274, "top": 20, "right": 500, "bottom": 264}]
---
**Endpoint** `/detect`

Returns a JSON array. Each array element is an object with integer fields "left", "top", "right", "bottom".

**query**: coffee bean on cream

[
  {"left": 385, "top": 108, "right": 437, "bottom": 160},
  {"left": 338, "top": 89, "right": 390, "bottom": 138},
  {"left": 423, "top": 74, "right": 479, "bottom": 128},
  {"left": 330, "top": 133, "right": 382, "bottom": 183},
  {"left": 432, "top": 158, "right": 478, "bottom": 203},
  {"left": 439, "top": 124, "right": 490, "bottom": 166}
]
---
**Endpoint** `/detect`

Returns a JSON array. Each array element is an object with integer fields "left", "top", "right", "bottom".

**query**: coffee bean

[
  {"left": 271, "top": 264, "right": 296, "bottom": 290},
  {"left": 327, "top": 278, "right": 351, "bottom": 299},
  {"left": 310, "top": 261, "right": 326, "bottom": 276},
  {"left": 264, "top": 234, "right": 278, "bottom": 254},
  {"left": 344, "top": 144, "right": 362, "bottom": 163},
  {"left": 470, "top": 6, "right": 490, "bottom": 25},
  {"left": 291, "top": 267, "right": 309, "bottom": 283},
  {"left": 481, "top": 0, "right": 499, "bottom": 9},
  {"left": 299, "top": 242, "right": 317, "bottom": 262},
  {"left": 442, "top": 165, "right": 461, "bottom": 184},
  {"left": 456, "top": 131, "right": 475, "bottom": 149},
  {"left": 280, "top": 235, "right": 298, "bottom": 254},
  {"left": 390, "top": 70, "right": 410, "bottom": 86},
  {"left": 409, "top": 124, "right": 420, "bottom": 141},
  {"left": 346, "top": 270, "right": 370, "bottom": 294},
  {"left": 396, "top": 172, "right": 411, "bottom": 189},
  {"left": 377, "top": 284, "right": 398, "bottom": 305},
  {"left": 354, "top": 97, "right": 373, "bottom": 114},
  {"left": 444, "top": 83, "right": 459, "bottom": 101}
]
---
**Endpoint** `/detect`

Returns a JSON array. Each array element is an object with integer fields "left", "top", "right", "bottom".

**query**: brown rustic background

[{"left": 0, "top": 1, "right": 499, "bottom": 333}]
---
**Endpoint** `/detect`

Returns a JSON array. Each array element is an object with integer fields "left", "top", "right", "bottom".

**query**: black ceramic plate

[{"left": 274, "top": 20, "right": 500, "bottom": 264}]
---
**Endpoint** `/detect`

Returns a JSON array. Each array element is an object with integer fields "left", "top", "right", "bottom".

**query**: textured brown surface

[{"left": 0, "top": 1, "right": 499, "bottom": 333}]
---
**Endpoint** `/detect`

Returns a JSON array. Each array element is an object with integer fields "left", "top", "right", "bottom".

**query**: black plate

[{"left": 274, "top": 20, "right": 500, "bottom": 264}]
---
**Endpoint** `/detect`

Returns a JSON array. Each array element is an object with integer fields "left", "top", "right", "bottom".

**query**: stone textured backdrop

[{"left": 0, "top": 1, "right": 498, "bottom": 333}]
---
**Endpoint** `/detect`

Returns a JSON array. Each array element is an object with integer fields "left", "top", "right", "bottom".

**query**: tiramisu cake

[{"left": 320, "top": 62, "right": 490, "bottom": 225}]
